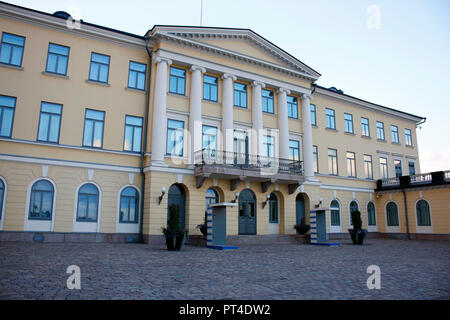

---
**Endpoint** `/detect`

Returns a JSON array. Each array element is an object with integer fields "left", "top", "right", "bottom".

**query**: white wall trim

[{"left": 320, "top": 184, "right": 374, "bottom": 193}]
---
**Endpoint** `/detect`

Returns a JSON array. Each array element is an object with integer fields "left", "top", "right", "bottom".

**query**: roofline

[{"left": 315, "top": 85, "right": 425, "bottom": 123}]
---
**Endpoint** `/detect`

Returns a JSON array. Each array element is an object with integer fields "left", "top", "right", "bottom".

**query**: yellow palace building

[{"left": 0, "top": 2, "right": 448, "bottom": 243}]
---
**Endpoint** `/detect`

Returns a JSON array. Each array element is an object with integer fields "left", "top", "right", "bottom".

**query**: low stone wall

[{"left": 0, "top": 231, "right": 140, "bottom": 243}]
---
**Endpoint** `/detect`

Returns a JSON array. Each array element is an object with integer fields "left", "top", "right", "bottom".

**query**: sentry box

[{"left": 206, "top": 202, "right": 238, "bottom": 250}]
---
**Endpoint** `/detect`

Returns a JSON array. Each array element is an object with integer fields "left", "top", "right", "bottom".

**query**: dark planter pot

[
  {"left": 348, "top": 229, "right": 367, "bottom": 245},
  {"left": 164, "top": 232, "right": 184, "bottom": 251},
  {"left": 199, "top": 224, "right": 207, "bottom": 238}
]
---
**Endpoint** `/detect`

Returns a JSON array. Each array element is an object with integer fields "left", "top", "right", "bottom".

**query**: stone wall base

[{"left": 0, "top": 231, "right": 140, "bottom": 243}]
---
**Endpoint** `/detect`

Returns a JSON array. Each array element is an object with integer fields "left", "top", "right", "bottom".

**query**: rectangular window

[
  {"left": 166, "top": 119, "right": 184, "bottom": 156},
  {"left": 405, "top": 128, "right": 412, "bottom": 146},
  {"left": 263, "top": 135, "right": 275, "bottom": 158},
  {"left": 394, "top": 159, "right": 402, "bottom": 177},
  {"left": 346, "top": 151, "right": 356, "bottom": 177},
  {"left": 262, "top": 89, "right": 274, "bottom": 114},
  {"left": 123, "top": 115, "right": 143, "bottom": 152},
  {"left": 391, "top": 125, "right": 399, "bottom": 144},
  {"left": 45, "top": 43, "right": 69, "bottom": 75},
  {"left": 202, "top": 125, "right": 217, "bottom": 151},
  {"left": 379, "top": 157, "right": 388, "bottom": 179},
  {"left": 289, "top": 140, "right": 300, "bottom": 161},
  {"left": 127, "top": 61, "right": 146, "bottom": 91},
  {"left": 234, "top": 83, "right": 247, "bottom": 108},
  {"left": 0, "top": 32, "right": 25, "bottom": 67},
  {"left": 287, "top": 96, "right": 298, "bottom": 119},
  {"left": 83, "top": 109, "right": 105, "bottom": 148},
  {"left": 0, "top": 95, "right": 16, "bottom": 138},
  {"left": 203, "top": 75, "right": 218, "bottom": 102},
  {"left": 326, "top": 108, "right": 336, "bottom": 129},
  {"left": 89, "top": 52, "right": 110, "bottom": 83},
  {"left": 344, "top": 113, "right": 354, "bottom": 133},
  {"left": 310, "top": 104, "right": 316, "bottom": 125},
  {"left": 376, "top": 121, "right": 385, "bottom": 140},
  {"left": 169, "top": 67, "right": 186, "bottom": 95},
  {"left": 37, "top": 102, "right": 62, "bottom": 143},
  {"left": 408, "top": 161, "right": 416, "bottom": 175},
  {"left": 313, "top": 145, "right": 319, "bottom": 173},
  {"left": 361, "top": 118, "right": 370, "bottom": 137},
  {"left": 328, "top": 148, "right": 338, "bottom": 175},
  {"left": 364, "top": 155, "right": 373, "bottom": 179}
]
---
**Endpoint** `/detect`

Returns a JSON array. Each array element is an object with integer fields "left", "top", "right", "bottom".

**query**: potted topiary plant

[
  {"left": 348, "top": 210, "right": 367, "bottom": 245},
  {"left": 196, "top": 211, "right": 208, "bottom": 238},
  {"left": 162, "top": 204, "right": 185, "bottom": 251},
  {"left": 294, "top": 217, "right": 311, "bottom": 244}
]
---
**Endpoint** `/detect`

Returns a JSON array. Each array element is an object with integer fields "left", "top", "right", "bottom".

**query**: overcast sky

[{"left": 6, "top": 0, "right": 450, "bottom": 173}]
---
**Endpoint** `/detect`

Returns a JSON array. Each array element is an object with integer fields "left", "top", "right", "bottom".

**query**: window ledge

[
  {"left": 86, "top": 79, "right": 110, "bottom": 87},
  {"left": 234, "top": 105, "right": 249, "bottom": 110},
  {"left": 361, "top": 135, "right": 371, "bottom": 139},
  {"left": 392, "top": 142, "right": 401, "bottom": 146},
  {"left": 325, "top": 127, "right": 338, "bottom": 132},
  {"left": 125, "top": 87, "right": 146, "bottom": 94},
  {"left": 377, "top": 139, "right": 386, "bottom": 142},
  {"left": 168, "top": 92, "right": 188, "bottom": 98},
  {"left": 405, "top": 145, "right": 414, "bottom": 148},
  {"left": 42, "top": 71, "right": 69, "bottom": 79},
  {"left": 344, "top": 132, "right": 355, "bottom": 136},
  {"left": 0, "top": 62, "right": 24, "bottom": 71},
  {"left": 202, "top": 99, "right": 221, "bottom": 106}
]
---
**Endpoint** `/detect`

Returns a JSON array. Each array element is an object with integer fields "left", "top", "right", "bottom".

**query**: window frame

[
  {"left": 346, "top": 151, "right": 356, "bottom": 178},
  {"left": 88, "top": 52, "right": 110, "bottom": 84},
  {"left": 376, "top": 121, "right": 385, "bottom": 140},
  {"left": 416, "top": 199, "right": 431, "bottom": 227},
  {"left": 45, "top": 43, "right": 70, "bottom": 76},
  {"left": 386, "top": 201, "right": 399, "bottom": 227},
  {"left": 0, "top": 94, "right": 17, "bottom": 138},
  {"left": 127, "top": 60, "right": 147, "bottom": 91},
  {"left": 169, "top": 66, "right": 186, "bottom": 95},
  {"left": 394, "top": 159, "right": 402, "bottom": 178},
  {"left": 262, "top": 135, "right": 275, "bottom": 158},
  {"left": 287, "top": 96, "right": 298, "bottom": 119},
  {"left": 367, "top": 201, "right": 377, "bottom": 226},
  {"left": 405, "top": 128, "right": 413, "bottom": 146},
  {"left": 268, "top": 193, "right": 279, "bottom": 224},
  {"left": 363, "top": 154, "right": 373, "bottom": 179},
  {"left": 123, "top": 115, "right": 143, "bottom": 153},
  {"left": 28, "top": 179, "right": 54, "bottom": 221},
  {"left": 391, "top": 125, "right": 399, "bottom": 144},
  {"left": 166, "top": 118, "right": 185, "bottom": 157},
  {"left": 0, "top": 32, "right": 26, "bottom": 67},
  {"left": 233, "top": 82, "right": 247, "bottom": 108},
  {"left": 313, "top": 145, "right": 319, "bottom": 173},
  {"left": 202, "top": 124, "right": 218, "bottom": 152},
  {"left": 119, "top": 186, "right": 139, "bottom": 224},
  {"left": 37, "top": 101, "right": 63, "bottom": 144},
  {"left": 361, "top": 117, "right": 370, "bottom": 137},
  {"left": 325, "top": 108, "right": 336, "bottom": 130},
  {"left": 379, "top": 156, "right": 388, "bottom": 179},
  {"left": 310, "top": 104, "right": 316, "bottom": 125},
  {"left": 330, "top": 200, "right": 341, "bottom": 226},
  {"left": 328, "top": 148, "right": 338, "bottom": 176},
  {"left": 344, "top": 113, "right": 354, "bottom": 134},
  {"left": 289, "top": 139, "right": 300, "bottom": 161},
  {"left": 261, "top": 89, "right": 274, "bottom": 114},
  {"left": 203, "top": 74, "right": 218, "bottom": 102},
  {"left": 82, "top": 108, "right": 105, "bottom": 149},
  {"left": 76, "top": 183, "right": 100, "bottom": 223}
]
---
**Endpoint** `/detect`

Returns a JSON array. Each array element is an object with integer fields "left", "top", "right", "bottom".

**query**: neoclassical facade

[{"left": 0, "top": 2, "right": 448, "bottom": 243}]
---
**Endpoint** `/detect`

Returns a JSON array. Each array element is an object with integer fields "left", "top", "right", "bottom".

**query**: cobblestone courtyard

[{"left": 0, "top": 239, "right": 449, "bottom": 300}]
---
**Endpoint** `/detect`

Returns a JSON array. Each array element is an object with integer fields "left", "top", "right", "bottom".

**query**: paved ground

[{"left": 0, "top": 239, "right": 449, "bottom": 300}]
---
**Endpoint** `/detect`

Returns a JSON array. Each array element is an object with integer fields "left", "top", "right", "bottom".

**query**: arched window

[
  {"left": 76, "top": 183, "right": 99, "bottom": 222},
  {"left": 119, "top": 187, "right": 139, "bottom": 223},
  {"left": 367, "top": 202, "right": 376, "bottom": 226},
  {"left": 416, "top": 200, "right": 431, "bottom": 226},
  {"left": 205, "top": 188, "right": 219, "bottom": 212},
  {"left": 29, "top": 180, "right": 54, "bottom": 220},
  {"left": 330, "top": 200, "right": 340, "bottom": 226},
  {"left": 386, "top": 202, "right": 399, "bottom": 226},
  {"left": 350, "top": 201, "right": 359, "bottom": 213},
  {"left": 269, "top": 193, "right": 278, "bottom": 223},
  {"left": 0, "top": 179, "right": 4, "bottom": 220}
]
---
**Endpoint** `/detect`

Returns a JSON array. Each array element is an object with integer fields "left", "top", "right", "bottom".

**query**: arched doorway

[
  {"left": 238, "top": 189, "right": 256, "bottom": 235},
  {"left": 268, "top": 193, "right": 279, "bottom": 235},
  {"left": 167, "top": 184, "right": 186, "bottom": 230},
  {"left": 295, "top": 194, "right": 306, "bottom": 233}
]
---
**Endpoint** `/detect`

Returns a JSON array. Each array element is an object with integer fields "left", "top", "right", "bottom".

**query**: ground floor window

[
  {"left": 77, "top": 183, "right": 99, "bottom": 222},
  {"left": 269, "top": 193, "right": 278, "bottom": 223},
  {"left": 367, "top": 202, "right": 376, "bottom": 226},
  {"left": 330, "top": 200, "right": 340, "bottom": 226},
  {"left": 386, "top": 202, "right": 399, "bottom": 226},
  {"left": 416, "top": 200, "right": 431, "bottom": 226},
  {"left": 28, "top": 180, "right": 54, "bottom": 220},
  {"left": 119, "top": 187, "right": 138, "bottom": 223}
]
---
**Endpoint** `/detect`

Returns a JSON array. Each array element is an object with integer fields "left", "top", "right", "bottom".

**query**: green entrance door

[{"left": 238, "top": 189, "right": 256, "bottom": 235}]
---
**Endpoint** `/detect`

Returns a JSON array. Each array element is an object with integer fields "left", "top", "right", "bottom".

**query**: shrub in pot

[
  {"left": 348, "top": 210, "right": 367, "bottom": 245},
  {"left": 196, "top": 211, "right": 208, "bottom": 238},
  {"left": 162, "top": 204, "right": 185, "bottom": 251}
]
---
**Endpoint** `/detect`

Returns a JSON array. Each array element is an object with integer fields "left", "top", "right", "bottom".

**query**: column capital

[
  {"left": 152, "top": 52, "right": 172, "bottom": 66},
  {"left": 222, "top": 73, "right": 237, "bottom": 81},
  {"left": 277, "top": 87, "right": 291, "bottom": 95},
  {"left": 252, "top": 80, "right": 266, "bottom": 88},
  {"left": 301, "top": 93, "right": 312, "bottom": 101},
  {"left": 190, "top": 65, "right": 206, "bottom": 73}
]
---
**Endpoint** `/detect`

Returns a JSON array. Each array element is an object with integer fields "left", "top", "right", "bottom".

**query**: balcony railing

[
  {"left": 194, "top": 149, "right": 303, "bottom": 175},
  {"left": 377, "top": 170, "right": 450, "bottom": 190}
]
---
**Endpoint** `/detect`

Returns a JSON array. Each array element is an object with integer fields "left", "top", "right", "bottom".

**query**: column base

[{"left": 150, "top": 160, "right": 168, "bottom": 167}]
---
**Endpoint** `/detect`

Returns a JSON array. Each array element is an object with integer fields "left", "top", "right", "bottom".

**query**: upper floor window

[
  {"left": 405, "top": 129, "right": 413, "bottom": 146},
  {"left": 289, "top": 139, "right": 300, "bottom": 161},
  {"left": 310, "top": 104, "right": 316, "bottom": 125},
  {"left": 119, "top": 187, "right": 139, "bottom": 224},
  {"left": 46, "top": 43, "right": 69, "bottom": 75},
  {"left": 263, "top": 135, "right": 275, "bottom": 158},
  {"left": 166, "top": 119, "right": 184, "bottom": 156},
  {"left": 128, "top": 61, "right": 146, "bottom": 91},
  {"left": 0, "top": 95, "right": 16, "bottom": 138},
  {"left": 0, "top": 32, "right": 25, "bottom": 67},
  {"left": 76, "top": 183, "right": 99, "bottom": 222},
  {"left": 89, "top": 52, "right": 110, "bottom": 83},
  {"left": 169, "top": 67, "right": 186, "bottom": 95},
  {"left": 344, "top": 113, "right": 353, "bottom": 133},
  {"left": 408, "top": 161, "right": 416, "bottom": 175},
  {"left": 287, "top": 96, "right": 298, "bottom": 119},
  {"left": 361, "top": 117, "right": 370, "bottom": 137},
  {"left": 262, "top": 89, "right": 274, "bottom": 114},
  {"left": 202, "top": 125, "right": 217, "bottom": 152},
  {"left": 328, "top": 148, "right": 338, "bottom": 175},
  {"left": 391, "top": 125, "right": 399, "bottom": 144},
  {"left": 83, "top": 109, "right": 105, "bottom": 148},
  {"left": 234, "top": 83, "right": 247, "bottom": 108},
  {"left": 394, "top": 159, "right": 402, "bottom": 178},
  {"left": 379, "top": 157, "right": 388, "bottom": 179},
  {"left": 364, "top": 154, "right": 373, "bottom": 179},
  {"left": 376, "top": 121, "right": 385, "bottom": 140},
  {"left": 124, "top": 115, "right": 143, "bottom": 153},
  {"left": 28, "top": 180, "right": 54, "bottom": 220},
  {"left": 313, "top": 145, "right": 319, "bottom": 173},
  {"left": 203, "top": 75, "right": 218, "bottom": 102},
  {"left": 37, "top": 102, "right": 62, "bottom": 143},
  {"left": 346, "top": 151, "right": 356, "bottom": 177},
  {"left": 326, "top": 108, "right": 336, "bottom": 129}
]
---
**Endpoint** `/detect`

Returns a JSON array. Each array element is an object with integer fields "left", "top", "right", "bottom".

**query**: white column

[
  {"left": 150, "top": 54, "right": 172, "bottom": 166},
  {"left": 189, "top": 65, "right": 206, "bottom": 164},
  {"left": 277, "top": 88, "right": 290, "bottom": 160},
  {"left": 251, "top": 81, "right": 265, "bottom": 157},
  {"left": 301, "top": 93, "right": 315, "bottom": 179},
  {"left": 222, "top": 73, "right": 236, "bottom": 161}
]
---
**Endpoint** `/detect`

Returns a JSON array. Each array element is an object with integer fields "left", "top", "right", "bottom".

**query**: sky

[{"left": 6, "top": 0, "right": 450, "bottom": 173}]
